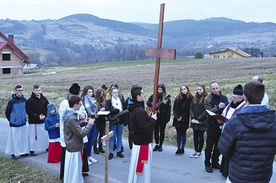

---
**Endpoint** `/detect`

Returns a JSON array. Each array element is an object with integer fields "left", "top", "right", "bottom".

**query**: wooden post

[
  {"left": 101, "top": 121, "right": 114, "bottom": 183},
  {"left": 145, "top": 3, "right": 176, "bottom": 112}
]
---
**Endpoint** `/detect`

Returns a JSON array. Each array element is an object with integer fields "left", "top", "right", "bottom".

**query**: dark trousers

[
  {"left": 94, "top": 123, "right": 105, "bottom": 150},
  {"left": 60, "top": 147, "right": 66, "bottom": 179},
  {"left": 128, "top": 124, "right": 133, "bottom": 150},
  {"left": 193, "top": 129, "right": 205, "bottom": 152},
  {"left": 154, "top": 118, "right": 167, "bottom": 146},
  {"left": 220, "top": 155, "right": 230, "bottom": 177},
  {"left": 204, "top": 131, "right": 221, "bottom": 167},
  {"left": 82, "top": 146, "right": 89, "bottom": 173},
  {"left": 176, "top": 127, "right": 187, "bottom": 150}
]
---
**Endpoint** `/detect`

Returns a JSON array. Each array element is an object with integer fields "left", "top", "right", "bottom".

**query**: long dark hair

[
  {"left": 176, "top": 85, "right": 193, "bottom": 100},
  {"left": 81, "top": 85, "right": 94, "bottom": 98},
  {"left": 158, "top": 83, "right": 167, "bottom": 98},
  {"left": 95, "top": 87, "right": 105, "bottom": 109},
  {"left": 193, "top": 84, "right": 208, "bottom": 104}
]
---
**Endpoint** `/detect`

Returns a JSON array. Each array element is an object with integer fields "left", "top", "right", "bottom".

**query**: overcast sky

[{"left": 2, "top": 0, "right": 276, "bottom": 23}]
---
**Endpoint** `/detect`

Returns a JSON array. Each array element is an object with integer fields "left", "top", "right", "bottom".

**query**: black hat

[
  {"left": 233, "top": 84, "right": 243, "bottom": 96},
  {"left": 69, "top": 83, "right": 80, "bottom": 95}
]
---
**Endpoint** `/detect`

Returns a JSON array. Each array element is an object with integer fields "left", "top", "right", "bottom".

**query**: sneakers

[
  {"left": 117, "top": 152, "right": 124, "bottom": 158},
  {"left": 153, "top": 145, "right": 159, "bottom": 151},
  {"left": 88, "top": 160, "right": 92, "bottom": 166},
  {"left": 88, "top": 157, "right": 98, "bottom": 163},
  {"left": 195, "top": 152, "right": 201, "bottom": 157},
  {"left": 205, "top": 166, "right": 213, "bottom": 173},
  {"left": 190, "top": 152, "right": 201, "bottom": 158},
  {"left": 108, "top": 153, "right": 114, "bottom": 160}
]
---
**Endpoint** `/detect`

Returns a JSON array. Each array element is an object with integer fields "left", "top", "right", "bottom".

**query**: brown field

[{"left": 1, "top": 57, "right": 275, "bottom": 143}]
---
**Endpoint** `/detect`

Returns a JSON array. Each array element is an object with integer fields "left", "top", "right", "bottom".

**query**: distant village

[{"left": 0, "top": 32, "right": 265, "bottom": 76}]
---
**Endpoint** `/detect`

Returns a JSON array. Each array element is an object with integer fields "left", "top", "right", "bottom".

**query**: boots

[
  {"left": 99, "top": 144, "right": 105, "bottom": 153},
  {"left": 93, "top": 146, "right": 99, "bottom": 154}
]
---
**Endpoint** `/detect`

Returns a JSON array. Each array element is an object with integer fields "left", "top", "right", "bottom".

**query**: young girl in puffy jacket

[{"left": 44, "top": 103, "right": 62, "bottom": 163}]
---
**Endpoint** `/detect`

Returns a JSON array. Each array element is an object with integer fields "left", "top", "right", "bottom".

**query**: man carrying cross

[{"left": 127, "top": 85, "right": 157, "bottom": 183}]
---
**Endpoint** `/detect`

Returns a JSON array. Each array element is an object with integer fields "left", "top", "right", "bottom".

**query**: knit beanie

[
  {"left": 233, "top": 84, "right": 243, "bottom": 96},
  {"left": 69, "top": 83, "right": 80, "bottom": 95}
]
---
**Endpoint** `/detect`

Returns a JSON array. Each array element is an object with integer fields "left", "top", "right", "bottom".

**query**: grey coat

[{"left": 63, "top": 109, "right": 93, "bottom": 152}]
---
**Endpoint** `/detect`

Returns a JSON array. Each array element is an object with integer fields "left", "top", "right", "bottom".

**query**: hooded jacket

[
  {"left": 44, "top": 104, "right": 60, "bottom": 139},
  {"left": 128, "top": 100, "right": 155, "bottom": 145},
  {"left": 63, "top": 109, "right": 92, "bottom": 152},
  {"left": 5, "top": 93, "right": 27, "bottom": 127},
  {"left": 218, "top": 105, "right": 276, "bottom": 183}
]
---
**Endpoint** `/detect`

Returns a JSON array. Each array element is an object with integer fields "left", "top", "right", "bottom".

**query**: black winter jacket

[
  {"left": 190, "top": 96, "right": 207, "bottom": 131},
  {"left": 147, "top": 94, "right": 171, "bottom": 123},
  {"left": 26, "top": 93, "right": 49, "bottom": 124},
  {"left": 218, "top": 105, "right": 276, "bottom": 183},
  {"left": 172, "top": 94, "right": 193, "bottom": 130},
  {"left": 128, "top": 100, "right": 155, "bottom": 145},
  {"left": 204, "top": 92, "right": 228, "bottom": 134}
]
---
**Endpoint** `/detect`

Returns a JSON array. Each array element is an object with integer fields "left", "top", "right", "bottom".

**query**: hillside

[{"left": 1, "top": 14, "right": 276, "bottom": 65}]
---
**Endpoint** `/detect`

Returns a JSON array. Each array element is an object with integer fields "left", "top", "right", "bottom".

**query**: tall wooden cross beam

[
  {"left": 145, "top": 3, "right": 176, "bottom": 112},
  {"left": 101, "top": 120, "right": 114, "bottom": 183}
]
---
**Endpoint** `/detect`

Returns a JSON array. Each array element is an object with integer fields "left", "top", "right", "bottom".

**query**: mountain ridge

[{"left": 1, "top": 14, "right": 276, "bottom": 65}]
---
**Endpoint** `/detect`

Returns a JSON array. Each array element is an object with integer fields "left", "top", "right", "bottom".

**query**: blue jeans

[
  {"left": 109, "top": 123, "right": 124, "bottom": 153},
  {"left": 176, "top": 128, "right": 187, "bottom": 150},
  {"left": 85, "top": 125, "right": 97, "bottom": 156}
]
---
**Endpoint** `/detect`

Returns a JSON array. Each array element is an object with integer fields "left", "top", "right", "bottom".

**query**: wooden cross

[
  {"left": 145, "top": 3, "right": 176, "bottom": 112},
  {"left": 101, "top": 120, "right": 114, "bottom": 183}
]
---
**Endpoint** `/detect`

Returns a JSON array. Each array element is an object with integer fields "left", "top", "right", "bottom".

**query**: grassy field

[
  {"left": 0, "top": 57, "right": 275, "bottom": 180},
  {"left": 1, "top": 57, "right": 276, "bottom": 139},
  {"left": 0, "top": 155, "right": 61, "bottom": 183}
]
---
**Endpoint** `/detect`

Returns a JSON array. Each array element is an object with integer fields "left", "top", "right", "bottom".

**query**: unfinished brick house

[{"left": 0, "top": 32, "right": 30, "bottom": 76}]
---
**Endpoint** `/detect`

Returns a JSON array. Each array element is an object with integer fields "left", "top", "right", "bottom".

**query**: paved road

[{"left": 1, "top": 118, "right": 275, "bottom": 183}]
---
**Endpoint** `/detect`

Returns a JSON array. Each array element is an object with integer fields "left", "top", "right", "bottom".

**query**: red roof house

[{"left": 0, "top": 32, "right": 30, "bottom": 76}]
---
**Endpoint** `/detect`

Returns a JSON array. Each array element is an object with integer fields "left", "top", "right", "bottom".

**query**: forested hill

[{"left": 1, "top": 14, "right": 276, "bottom": 65}]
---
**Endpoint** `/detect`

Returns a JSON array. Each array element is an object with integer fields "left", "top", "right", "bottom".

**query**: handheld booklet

[
  {"left": 97, "top": 111, "right": 110, "bottom": 116},
  {"left": 206, "top": 109, "right": 228, "bottom": 123}
]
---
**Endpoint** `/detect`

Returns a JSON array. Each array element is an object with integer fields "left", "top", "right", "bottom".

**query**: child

[{"left": 44, "top": 103, "right": 62, "bottom": 163}]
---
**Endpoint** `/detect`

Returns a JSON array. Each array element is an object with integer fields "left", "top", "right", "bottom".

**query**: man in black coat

[
  {"left": 204, "top": 81, "right": 228, "bottom": 173},
  {"left": 26, "top": 84, "right": 49, "bottom": 156}
]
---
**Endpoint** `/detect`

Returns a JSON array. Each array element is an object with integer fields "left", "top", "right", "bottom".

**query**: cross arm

[
  {"left": 101, "top": 131, "right": 114, "bottom": 142},
  {"left": 145, "top": 48, "right": 176, "bottom": 60}
]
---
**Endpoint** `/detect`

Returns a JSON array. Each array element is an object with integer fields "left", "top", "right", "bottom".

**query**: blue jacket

[
  {"left": 5, "top": 94, "right": 27, "bottom": 127},
  {"left": 44, "top": 103, "right": 60, "bottom": 139},
  {"left": 218, "top": 105, "right": 276, "bottom": 183}
]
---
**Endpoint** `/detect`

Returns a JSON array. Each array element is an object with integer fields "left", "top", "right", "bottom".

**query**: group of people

[
  {"left": 4, "top": 75, "right": 276, "bottom": 183},
  {"left": 5, "top": 84, "right": 50, "bottom": 160}
]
